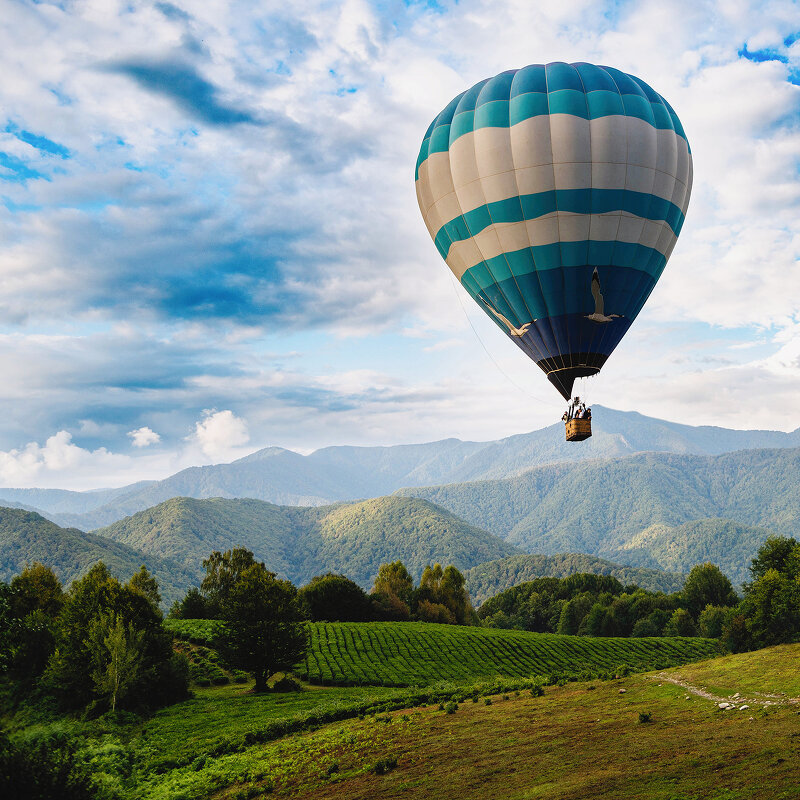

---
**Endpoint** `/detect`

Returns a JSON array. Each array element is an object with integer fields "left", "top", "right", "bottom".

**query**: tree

[
  {"left": 214, "top": 564, "right": 307, "bottom": 692},
  {"left": 45, "top": 562, "right": 187, "bottom": 710},
  {"left": 170, "top": 587, "right": 211, "bottom": 619},
  {"left": 10, "top": 563, "right": 64, "bottom": 619},
  {"left": 663, "top": 609, "right": 697, "bottom": 637},
  {"left": 88, "top": 614, "right": 145, "bottom": 712},
  {"left": 372, "top": 561, "right": 413, "bottom": 606},
  {"left": 682, "top": 564, "right": 738, "bottom": 618},
  {"left": 738, "top": 568, "right": 800, "bottom": 648},
  {"left": 298, "top": 574, "right": 373, "bottom": 621},
  {"left": 439, "top": 565, "right": 473, "bottom": 625},
  {"left": 698, "top": 605, "right": 728, "bottom": 638},
  {"left": 201, "top": 548, "right": 260, "bottom": 617},
  {"left": 128, "top": 565, "right": 161, "bottom": 608},
  {"left": 749, "top": 537, "right": 800, "bottom": 582}
]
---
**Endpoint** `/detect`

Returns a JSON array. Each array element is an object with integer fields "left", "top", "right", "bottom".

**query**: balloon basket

[{"left": 565, "top": 418, "right": 592, "bottom": 442}]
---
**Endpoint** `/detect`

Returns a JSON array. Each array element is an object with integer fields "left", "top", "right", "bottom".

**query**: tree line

[
  {"left": 172, "top": 555, "right": 477, "bottom": 627},
  {"left": 478, "top": 536, "right": 800, "bottom": 651}
]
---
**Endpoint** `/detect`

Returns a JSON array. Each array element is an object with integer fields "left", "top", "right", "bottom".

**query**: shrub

[
  {"left": 530, "top": 684, "right": 544, "bottom": 697},
  {"left": 444, "top": 701, "right": 457, "bottom": 714},
  {"left": 372, "top": 756, "right": 398, "bottom": 775},
  {"left": 272, "top": 675, "right": 303, "bottom": 693},
  {"left": 484, "top": 698, "right": 492, "bottom": 706},
  {"left": 638, "top": 712, "right": 652, "bottom": 723}
]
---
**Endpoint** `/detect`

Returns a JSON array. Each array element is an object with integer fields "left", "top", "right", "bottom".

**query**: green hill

[
  {"left": 93, "top": 495, "right": 520, "bottom": 588},
  {"left": 0, "top": 506, "right": 196, "bottom": 605},
  {"left": 464, "top": 553, "right": 685, "bottom": 605},
  {"left": 398, "top": 447, "right": 800, "bottom": 584}
]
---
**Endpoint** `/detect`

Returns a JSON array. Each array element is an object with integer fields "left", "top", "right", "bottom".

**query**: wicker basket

[{"left": 565, "top": 418, "right": 592, "bottom": 442}]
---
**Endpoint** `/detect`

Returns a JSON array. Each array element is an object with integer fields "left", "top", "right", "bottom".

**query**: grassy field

[
  {"left": 167, "top": 619, "right": 720, "bottom": 686},
  {"left": 136, "top": 642, "right": 800, "bottom": 800}
]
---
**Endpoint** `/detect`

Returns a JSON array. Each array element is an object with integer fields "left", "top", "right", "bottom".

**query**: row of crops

[{"left": 166, "top": 619, "right": 719, "bottom": 687}]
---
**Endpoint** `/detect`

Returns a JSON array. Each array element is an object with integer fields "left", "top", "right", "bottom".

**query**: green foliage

[
  {"left": 0, "top": 507, "right": 195, "bottom": 607},
  {"left": 480, "top": 573, "right": 679, "bottom": 638},
  {"left": 298, "top": 573, "right": 373, "bottom": 621},
  {"left": 444, "top": 700, "right": 457, "bottom": 713},
  {"left": 127, "top": 566, "right": 161, "bottom": 608},
  {"left": 214, "top": 563, "right": 307, "bottom": 691},
  {"left": 10, "top": 562, "right": 65, "bottom": 618},
  {"left": 88, "top": 615, "right": 145, "bottom": 712},
  {"left": 0, "top": 727, "right": 113, "bottom": 800},
  {"left": 398, "top": 448, "right": 800, "bottom": 586},
  {"left": 201, "top": 548, "right": 261, "bottom": 618},
  {"left": 638, "top": 711, "right": 652, "bottom": 723},
  {"left": 698, "top": 605, "right": 728, "bottom": 638},
  {"left": 465, "top": 553, "right": 686, "bottom": 605},
  {"left": 169, "top": 587, "right": 211, "bottom": 620},
  {"left": 92, "top": 496, "right": 517, "bottom": 594},
  {"left": 298, "top": 621, "right": 717, "bottom": 686},
  {"left": 748, "top": 536, "right": 800, "bottom": 582},
  {"left": 44, "top": 562, "right": 188, "bottom": 711},
  {"left": 663, "top": 609, "right": 697, "bottom": 637},
  {"left": 682, "top": 563, "right": 738, "bottom": 618}
]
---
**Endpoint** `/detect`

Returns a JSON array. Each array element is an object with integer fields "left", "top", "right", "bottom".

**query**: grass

[
  {"left": 167, "top": 619, "right": 720, "bottom": 686},
  {"left": 138, "top": 642, "right": 800, "bottom": 800}
]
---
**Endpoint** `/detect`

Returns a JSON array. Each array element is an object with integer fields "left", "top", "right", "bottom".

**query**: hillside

[
  {"left": 8, "top": 406, "right": 800, "bottom": 530},
  {"left": 0, "top": 506, "right": 196, "bottom": 605},
  {"left": 397, "top": 447, "right": 800, "bottom": 584},
  {"left": 464, "top": 553, "right": 685, "bottom": 605},
  {"left": 93, "top": 495, "right": 520, "bottom": 588}
]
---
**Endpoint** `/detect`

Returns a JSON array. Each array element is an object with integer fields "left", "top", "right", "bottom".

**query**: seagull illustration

[
  {"left": 586, "top": 268, "right": 620, "bottom": 324},
  {"left": 479, "top": 297, "right": 532, "bottom": 337}
]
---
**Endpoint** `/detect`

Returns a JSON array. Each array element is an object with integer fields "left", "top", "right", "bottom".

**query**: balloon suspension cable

[{"left": 447, "top": 272, "right": 562, "bottom": 409}]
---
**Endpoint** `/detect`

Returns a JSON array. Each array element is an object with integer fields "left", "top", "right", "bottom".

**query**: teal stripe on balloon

[
  {"left": 461, "top": 242, "right": 667, "bottom": 298},
  {"left": 432, "top": 188, "right": 685, "bottom": 259}
]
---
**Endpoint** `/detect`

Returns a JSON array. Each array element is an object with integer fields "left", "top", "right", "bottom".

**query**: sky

[{"left": 0, "top": 0, "right": 799, "bottom": 490}]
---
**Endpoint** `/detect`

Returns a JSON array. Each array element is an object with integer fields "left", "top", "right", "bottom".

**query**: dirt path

[{"left": 652, "top": 673, "right": 799, "bottom": 709}]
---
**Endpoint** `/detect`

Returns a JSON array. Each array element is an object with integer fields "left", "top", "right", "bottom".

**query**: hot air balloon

[{"left": 415, "top": 62, "right": 692, "bottom": 440}]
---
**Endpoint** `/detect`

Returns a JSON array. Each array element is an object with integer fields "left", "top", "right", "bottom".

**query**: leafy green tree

[
  {"left": 201, "top": 548, "right": 261, "bottom": 617},
  {"left": 88, "top": 614, "right": 145, "bottom": 712},
  {"left": 663, "top": 608, "right": 697, "bottom": 637},
  {"left": 45, "top": 562, "right": 187, "bottom": 710},
  {"left": 438, "top": 565, "right": 474, "bottom": 624},
  {"left": 416, "top": 599, "right": 455, "bottom": 624},
  {"left": 371, "top": 561, "right": 414, "bottom": 619},
  {"left": 373, "top": 561, "right": 413, "bottom": 604},
  {"left": 738, "top": 568, "right": 800, "bottom": 648},
  {"left": 214, "top": 564, "right": 307, "bottom": 692},
  {"left": 128, "top": 565, "right": 161, "bottom": 608},
  {"left": 298, "top": 573, "right": 373, "bottom": 621},
  {"left": 698, "top": 604, "right": 728, "bottom": 638},
  {"left": 170, "top": 587, "right": 211, "bottom": 619},
  {"left": 10, "top": 562, "right": 64, "bottom": 619},
  {"left": 631, "top": 618, "right": 659, "bottom": 637},
  {"left": 12, "top": 610, "right": 57, "bottom": 680},
  {"left": 721, "top": 610, "right": 750, "bottom": 653},
  {"left": 682, "top": 563, "right": 738, "bottom": 618},
  {"left": 748, "top": 536, "right": 800, "bottom": 582}
]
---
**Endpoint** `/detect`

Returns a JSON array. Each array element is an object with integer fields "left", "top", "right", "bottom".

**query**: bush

[
  {"left": 444, "top": 701, "right": 457, "bottom": 714},
  {"left": 272, "top": 675, "right": 303, "bottom": 693},
  {"left": 484, "top": 698, "right": 492, "bottom": 706},
  {"left": 638, "top": 711, "right": 652, "bottom": 723},
  {"left": 372, "top": 756, "right": 398, "bottom": 775},
  {"left": 530, "top": 684, "right": 544, "bottom": 697}
]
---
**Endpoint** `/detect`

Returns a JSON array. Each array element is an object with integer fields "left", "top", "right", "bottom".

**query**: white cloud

[
  {"left": 190, "top": 409, "right": 250, "bottom": 460},
  {"left": 128, "top": 426, "right": 161, "bottom": 447}
]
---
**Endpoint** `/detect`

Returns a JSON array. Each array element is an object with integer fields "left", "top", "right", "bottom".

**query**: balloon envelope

[{"left": 416, "top": 62, "right": 692, "bottom": 399}]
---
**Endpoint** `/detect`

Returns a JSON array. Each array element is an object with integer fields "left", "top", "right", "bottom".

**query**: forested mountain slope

[
  {"left": 6, "top": 407, "right": 800, "bottom": 530},
  {"left": 0, "top": 506, "right": 196, "bottom": 605},
  {"left": 93, "top": 495, "right": 520, "bottom": 588},
  {"left": 398, "top": 447, "right": 800, "bottom": 584}
]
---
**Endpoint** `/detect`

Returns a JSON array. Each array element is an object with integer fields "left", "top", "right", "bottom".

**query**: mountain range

[
  {"left": 3, "top": 406, "right": 800, "bottom": 531},
  {"left": 397, "top": 446, "right": 800, "bottom": 584}
]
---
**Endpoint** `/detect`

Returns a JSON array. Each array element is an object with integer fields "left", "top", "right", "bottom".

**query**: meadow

[
  {"left": 167, "top": 619, "right": 721, "bottom": 686},
  {"left": 134, "top": 642, "right": 800, "bottom": 800}
]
